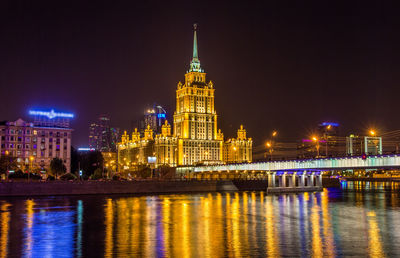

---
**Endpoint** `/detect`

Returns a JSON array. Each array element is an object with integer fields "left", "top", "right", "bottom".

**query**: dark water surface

[{"left": 1, "top": 181, "right": 400, "bottom": 257}]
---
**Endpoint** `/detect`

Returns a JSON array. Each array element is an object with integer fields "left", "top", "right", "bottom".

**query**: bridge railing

[{"left": 192, "top": 154, "right": 400, "bottom": 172}]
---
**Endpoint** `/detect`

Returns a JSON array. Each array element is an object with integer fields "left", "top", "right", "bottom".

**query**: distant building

[
  {"left": 346, "top": 134, "right": 382, "bottom": 156},
  {"left": 138, "top": 105, "right": 167, "bottom": 135},
  {"left": 298, "top": 122, "right": 342, "bottom": 158},
  {"left": 0, "top": 109, "right": 73, "bottom": 174},
  {"left": 89, "top": 115, "right": 119, "bottom": 152},
  {"left": 223, "top": 125, "right": 252, "bottom": 163}
]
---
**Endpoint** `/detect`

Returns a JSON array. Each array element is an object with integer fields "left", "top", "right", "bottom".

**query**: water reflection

[
  {"left": 0, "top": 182, "right": 399, "bottom": 257},
  {"left": 367, "top": 211, "right": 385, "bottom": 257},
  {"left": 0, "top": 202, "right": 10, "bottom": 258}
]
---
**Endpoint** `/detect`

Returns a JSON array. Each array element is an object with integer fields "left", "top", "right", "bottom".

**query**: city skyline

[
  {"left": 1, "top": 1, "right": 400, "bottom": 147},
  {"left": 1, "top": 3, "right": 400, "bottom": 257}
]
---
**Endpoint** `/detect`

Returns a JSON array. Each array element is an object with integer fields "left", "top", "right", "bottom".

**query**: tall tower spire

[
  {"left": 189, "top": 23, "right": 203, "bottom": 73},
  {"left": 193, "top": 23, "right": 198, "bottom": 60}
]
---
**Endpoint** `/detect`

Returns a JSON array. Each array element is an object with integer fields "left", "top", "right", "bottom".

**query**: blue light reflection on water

[
  {"left": 0, "top": 181, "right": 399, "bottom": 257},
  {"left": 23, "top": 200, "right": 76, "bottom": 258}
]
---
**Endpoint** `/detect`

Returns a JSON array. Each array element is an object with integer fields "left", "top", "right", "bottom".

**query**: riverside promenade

[{"left": 0, "top": 178, "right": 340, "bottom": 197}]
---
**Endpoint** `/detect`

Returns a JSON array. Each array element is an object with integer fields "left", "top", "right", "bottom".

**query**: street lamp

[
  {"left": 265, "top": 141, "right": 273, "bottom": 160},
  {"left": 312, "top": 136, "right": 320, "bottom": 157},
  {"left": 5, "top": 151, "right": 9, "bottom": 180},
  {"left": 29, "top": 156, "right": 34, "bottom": 182},
  {"left": 369, "top": 129, "right": 376, "bottom": 136}
]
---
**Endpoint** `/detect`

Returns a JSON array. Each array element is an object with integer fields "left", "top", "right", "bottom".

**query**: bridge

[{"left": 176, "top": 154, "right": 400, "bottom": 193}]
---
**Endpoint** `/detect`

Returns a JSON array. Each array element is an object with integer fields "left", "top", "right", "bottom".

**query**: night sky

[{"left": 1, "top": 1, "right": 400, "bottom": 147}]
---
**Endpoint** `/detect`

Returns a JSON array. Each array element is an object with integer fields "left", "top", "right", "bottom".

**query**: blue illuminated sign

[
  {"left": 321, "top": 122, "right": 339, "bottom": 127},
  {"left": 78, "top": 148, "right": 95, "bottom": 151},
  {"left": 148, "top": 157, "right": 157, "bottom": 163},
  {"left": 29, "top": 109, "right": 74, "bottom": 119},
  {"left": 157, "top": 114, "right": 166, "bottom": 118}
]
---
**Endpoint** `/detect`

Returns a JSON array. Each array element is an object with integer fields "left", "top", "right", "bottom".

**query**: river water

[{"left": 0, "top": 181, "right": 399, "bottom": 257}]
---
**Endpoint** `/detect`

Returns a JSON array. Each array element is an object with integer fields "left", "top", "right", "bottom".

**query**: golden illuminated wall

[
  {"left": 174, "top": 78, "right": 216, "bottom": 140},
  {"left": 223, "top": 125, "right": 252, "bottom": 163},
  {"left": 117, "top": 128, "right": 156, "bottom": 171},
  {"left": 155, "top": 121, "right": 177, "bottom": 166},
  {"left": 118, "top": 122, "right": 178, "bottom": 170},
  {"left": 173, "top": 75, "right": 223, "bottom": 165}
]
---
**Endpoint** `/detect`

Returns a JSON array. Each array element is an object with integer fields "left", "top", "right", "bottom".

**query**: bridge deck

[{"left": 191, "top": 154, "right": 400, "bottom": 173}]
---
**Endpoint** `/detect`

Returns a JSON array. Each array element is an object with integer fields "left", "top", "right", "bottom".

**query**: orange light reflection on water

[
  {"left": 104, "top": 198, "right": 113, "bottom": 258},
  {"left": 25, "top": 199, "right": 34, "bottom": 256},
  {"left": 367, "top": 211, "right": 385, "bottom": 258},
  {"left": 0, "top": 202, "right": 10, "bottom": 258},
  {"left": 266, "top": 196, "right": 280, "bottom": 257}
]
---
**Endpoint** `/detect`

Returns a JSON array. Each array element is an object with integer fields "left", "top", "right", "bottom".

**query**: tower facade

[{"left": 173, "top": 24, "right": 223, "bottom": 165}]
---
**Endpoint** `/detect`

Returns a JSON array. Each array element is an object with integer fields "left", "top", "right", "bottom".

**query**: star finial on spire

[{"left": 189, "top": 23, "right": 202, "bottom": 72}]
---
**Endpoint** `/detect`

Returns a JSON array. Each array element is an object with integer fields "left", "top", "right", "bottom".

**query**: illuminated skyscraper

[
  {"left": 174, "top": 24, "right": 223, "bottom": 165},
  {"left": 89, "top": 115, "right": 119, "bottom": 152},
  {"left": 139, "top": 105, "right": 167, "bottom": 135}
]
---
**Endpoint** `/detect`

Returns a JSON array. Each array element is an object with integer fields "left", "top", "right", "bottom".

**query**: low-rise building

[
  {"left": 155, "top": 121, "right": 177, "bottom": 167},
  {"left": 0, "top": 111, "right": 73, "bottom": 174},
  {"left": 223, "top": 125, "right": 252, "bottom": 163},
  {"left": 118, "top": 121, "right": 178, "bottom": 171}
]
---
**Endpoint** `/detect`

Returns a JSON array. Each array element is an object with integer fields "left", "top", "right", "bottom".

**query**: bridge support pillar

[
  {"left": 288, "top": 173, "right": 295, "bottom": 187},
  {"left": 307, "top": 172, "right": 315, "bottom": 187},
  {"left": 316, "top": 173, "right": 322, "bottom": 187},
  {"left": 298, "top": 171, "right": 305, "bottom": 187},
  {"left": 268, "top": 172, "right": 276, "bottom": 187},
  {"left": 279, "top": 173, "right": 287, "bottom": 187}
]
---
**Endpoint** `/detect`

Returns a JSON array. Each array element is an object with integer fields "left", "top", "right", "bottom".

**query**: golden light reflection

[
  {"left": 210, "top": 193, "right": 224, "bottom": 257},
  {"left": 144, "top": 197, "right": 156, "bottom": 257},
  {"left": 266, "top": 196, "right": 280, "bottom": 257},
  {"left": 104, "top": 198, "right": 113, "bottom": 258},
  {"left": 311, "top": 199, "right": 323, "bottom": 258},
  {"left": 25, "top": 199, "right": 35, "bottom": 256},
  {"left": 304, "top": 192, "right": 310, "bottom": 202},
  {"left": 0, "top": 202, "right": 10, "bottom": 258},
  {"left": 162, "top": 198, "right": 170, "bottom": 258},
  {"left": 130, "top": 198, "right": 140, "bottom": 255},
  {"left": 181, "top": 201, "right": 190, "bottom": 258},
  {"left": 321, "top": 189, "right": 335, "bottom": 257},
  {"left": 250, "top": 192, "right": 258, "bottom": 251},
  {"left": 225, "top": 193, "right": 233, "bottom": 254},
  {"left": 116, "top": 199, "right": 129, "bottom": 255},
  {"left": 200, "top": 194, "right": 211, "bottom": 258},
  {"left": 242, "top": 192, "right": 249, "bottom": 252},
  {"left": 367, "top": 211, "right": 385, "bottom": 258},
  {"left": 232, "top": 192, "right": 241, "bottom": 257}
]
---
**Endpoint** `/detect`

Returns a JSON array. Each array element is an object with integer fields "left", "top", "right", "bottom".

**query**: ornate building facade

[
  {"left": 117, "top": 25, "right": 252, "bottom": 171},
  {"left": 223, "top": 125, "right": 252, "bottom": 163},
  {"left": 174, "top": 24, "right": 223, "bottom": 165}
]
